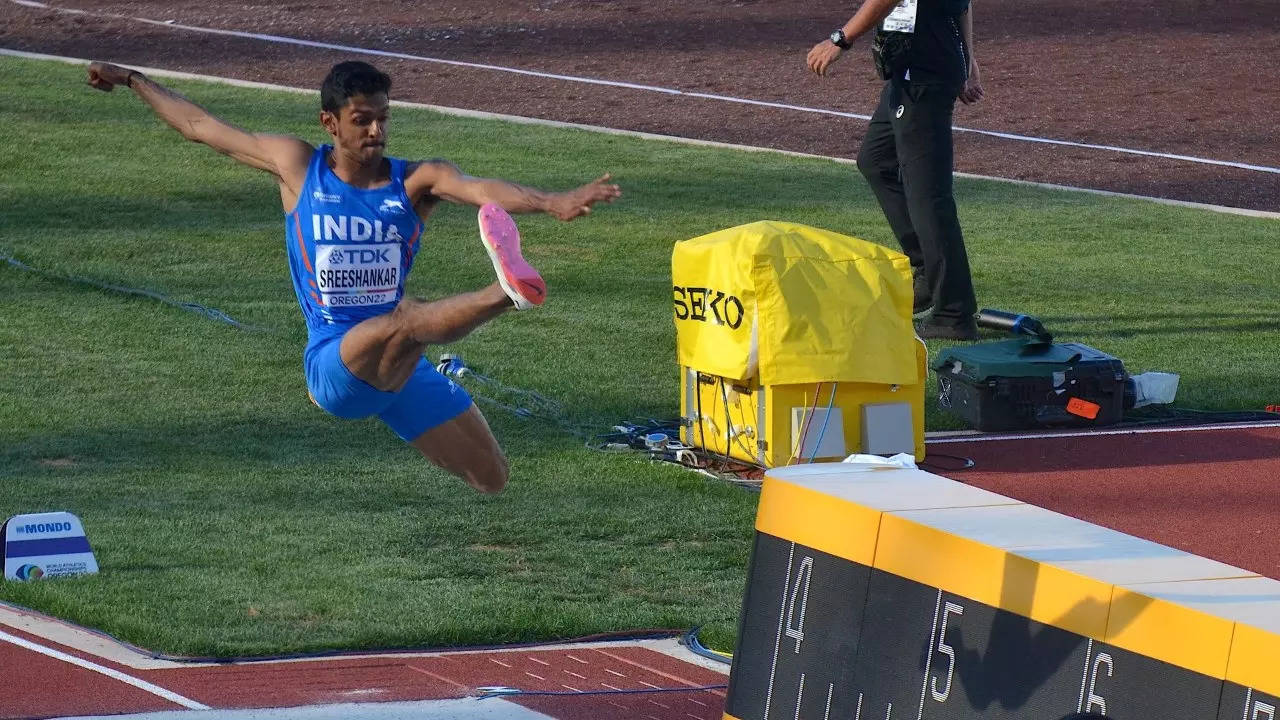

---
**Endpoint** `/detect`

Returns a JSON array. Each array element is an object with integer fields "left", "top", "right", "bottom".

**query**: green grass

[{"left": 1, "top": 56, "right": 1277, "bottom": 657}]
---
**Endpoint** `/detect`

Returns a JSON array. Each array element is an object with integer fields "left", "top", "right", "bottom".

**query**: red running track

[
  {"left": 0, "top": 626, "right": 183, "bottom": 718},
  {"left": 0, "top": 617, "right": 727, "bottom": 719},
  {"left": 930, "top": 424, "right": 1280, "bottom": 579}
]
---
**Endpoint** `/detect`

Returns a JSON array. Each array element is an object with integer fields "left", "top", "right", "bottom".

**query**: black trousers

[{"left": 857, "top": 79, "right": 976, "bottom": 326}]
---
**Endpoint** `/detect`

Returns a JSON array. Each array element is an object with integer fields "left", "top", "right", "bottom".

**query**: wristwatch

[{"left": 829, "top": 29, "right": 851, "bottom": 49}]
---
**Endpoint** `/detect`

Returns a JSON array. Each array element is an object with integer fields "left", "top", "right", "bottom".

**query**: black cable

[
  {"left": 720, "top": 378, "right": 731, "bottom": 455},
  {"left": 719, "top": 377, "right": 758, "bottom": 459},
  {"left": 1120, "top": 405, "right": 1280, "bottom": 428},
  {"left": 2, "top": 248, "right": 264, "bottom": 331},
  {"left": 454, "top": 361, "right": 765, "bottom": 487},
  {"left": 919, "top": 452, "right": 977, "bottom": 473},
  {"left": 695, "top": 371, "right": 707, "bottom": 453}
]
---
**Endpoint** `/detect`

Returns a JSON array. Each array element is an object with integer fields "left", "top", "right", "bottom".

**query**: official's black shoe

[
  {"left": 915, "top": 320, "right": 979, "bottom": 341},
  {"left": 912, "top": 274, "right": 932, "bottom": 317}
]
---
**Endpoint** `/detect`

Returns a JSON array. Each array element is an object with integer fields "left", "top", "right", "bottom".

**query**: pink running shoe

[{"left": 478, "top": 203, "right": 546, "bottom": 309}]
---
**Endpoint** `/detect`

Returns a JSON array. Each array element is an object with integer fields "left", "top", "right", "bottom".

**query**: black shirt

[{"left": 902, "top": 0, "right": 970, "bottom": 89}]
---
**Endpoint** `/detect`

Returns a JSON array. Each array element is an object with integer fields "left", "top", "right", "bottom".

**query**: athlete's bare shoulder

[
  {"left": 266, "top": 136, "right": 318, "bottom": 213},
  {"left": 256, "top": 134, "right": 316, "bottom": 181},
  {"left": 403, "top": 158, "right": 465, "bottom": 213},
  {"left": 403, "top": 158, "right": 460, "bottom": 192},
  {"left": 401, "top": 159, "right": 457, "bottom": 216}
]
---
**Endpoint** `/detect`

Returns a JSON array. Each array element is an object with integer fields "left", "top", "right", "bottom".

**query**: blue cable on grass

[
  {"left": 806, "top": 383, "right": 839, "bottom": 463},
  {"left": 2, "top": 249, "right": 264, "bottom": 331},
  {"left": 681, "top": 626, "right": 732, "bottom": 665}
]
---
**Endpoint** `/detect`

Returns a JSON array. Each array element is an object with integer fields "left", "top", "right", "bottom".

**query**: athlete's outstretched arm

[
  {"left": 409, "top": 160, "right": 621, "bottom": 221},
  {"left": 86, "top": 62, "right": 311, "bottom": 181}
]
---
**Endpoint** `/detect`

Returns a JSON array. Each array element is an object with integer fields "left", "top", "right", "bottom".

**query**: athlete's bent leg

[
  {"left": 341, "top": 285, "right": 511, "bottom": 392},
  {"left": 408, "top": 404, "right": 509, "bottom": 494},
  {"left": 372, "top": 357, "right": 502, "bottom": 492},
  {"left": 341, "top": 205, "right": 544, "bottom": 393}
]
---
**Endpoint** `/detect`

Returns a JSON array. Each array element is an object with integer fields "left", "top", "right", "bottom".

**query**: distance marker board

[{"left": 723, "top": 464, "right": 1279, "bottom": 720}]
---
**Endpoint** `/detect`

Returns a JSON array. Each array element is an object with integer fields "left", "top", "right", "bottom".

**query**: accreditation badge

[{"left": 882, "top": 0, "right": 918, "bottom": 33}]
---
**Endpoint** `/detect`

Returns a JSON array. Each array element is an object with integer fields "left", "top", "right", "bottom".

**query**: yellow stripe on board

[
  {"left": 755, "top": 477, "right": 882, "bottom": 566},
  {"left": 873, "top": 513, "right": 1112, "bottom": 639},
  {"left": 1226, "top": 623, "right": 1280, "bottom": 697},
  {"left": 754, "top": 467, "right": 1276, "bottom": 685},
  {"left": 1106, "top": 587, "right": 1235, "bottom": 679}
]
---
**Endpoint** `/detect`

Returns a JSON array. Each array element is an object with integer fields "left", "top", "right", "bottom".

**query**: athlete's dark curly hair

[{"left": 320, "top": 61, "right": 391, "bottom": 113}]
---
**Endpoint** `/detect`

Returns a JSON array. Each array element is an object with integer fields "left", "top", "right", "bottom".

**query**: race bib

[
  {"left": 882, "top": 0, "right": 918, "bottom": 33},
  {"left": 315, "top": 243, "right": 402, "bottom": 308}
]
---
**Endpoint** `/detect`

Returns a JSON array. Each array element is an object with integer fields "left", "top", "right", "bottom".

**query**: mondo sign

[
  {"left": 723, "top": 465, "right": 1280, "bottom": 720},
  {"left": 3, "top": 511, "right": 99, "bottom": 581}
]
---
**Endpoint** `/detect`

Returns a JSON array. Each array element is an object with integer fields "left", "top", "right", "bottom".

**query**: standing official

[{"left": 808, "top": 0, "right": 984, "bottom": 340}]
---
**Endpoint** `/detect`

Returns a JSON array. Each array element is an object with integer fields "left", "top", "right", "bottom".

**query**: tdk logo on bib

[
  {"left": 311, "top": 214, "right": 405, "bottom": 244},
  {"left": 316, "top": 244, "right": 402, "bottom": 307},
  {"left": 328, "top": 248, "right": 395, "bottom": 265}
]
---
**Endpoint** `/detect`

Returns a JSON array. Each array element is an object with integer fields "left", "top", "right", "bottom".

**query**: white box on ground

[{"left": 3, "top": 511, "right": 99, "bottom": 581}]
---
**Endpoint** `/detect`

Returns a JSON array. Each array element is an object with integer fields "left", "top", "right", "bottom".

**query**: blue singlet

[{"left": 283, "top": 145, "right": 471, "bottom": 440}]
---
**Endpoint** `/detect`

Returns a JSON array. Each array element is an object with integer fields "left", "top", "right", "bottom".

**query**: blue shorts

[{"left": 304, "top": 334, "right": 473, "bottom": 442}]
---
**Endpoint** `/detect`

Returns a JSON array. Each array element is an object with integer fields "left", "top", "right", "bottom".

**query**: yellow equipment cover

[{"left": 672, "top": 221, "right": 915, "bottom": 386}]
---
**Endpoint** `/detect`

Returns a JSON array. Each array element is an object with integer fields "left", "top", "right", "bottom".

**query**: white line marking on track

[
  {"left": 339, "top": 688, "right": 387, "bottom": 697},
  {"left": 524, "top": 671, "right": 545, "bottom": 680},
  {"left": 605, "top": 668, "right": 627, "bottom": 677},
  {"left": 488, "top": 657, "right": 512, "bottom": 667},
  {"left": 928, "top": 420, "right": 1280, "bottom": 444},
  {"left": 609, "top": 701, "right": 628, "bottom": 710},
  {"left": 640, "top": 680, "right": 662, "bottom": 689},
  {"left": 602, "top": 682, "right": 623, "bottom": 691},
  {"left": 564, "top": 653, "right": 589, "bottom": 664},
  {"left": 528, "top": 656, "right": 551, "bottom": 666},
  {"left": 405, "top": 664, "right": 471, "bottom": 690},
  {"left": 593, "top": 648, "right": 717, "bottom": 692},
  {"left": 649, "top": 699, "right": 672, "bottom": 709},
  {"left": 561, "top": 684, "right": 582, "bottom": 692},
  {"left": 2, "top": 47, "right": 1275, "bottom": 219},
  {"left": 8, "top": 0, "right": 1280, "bottom": 178},
  {"left": 564, "top": 669, "right": 587, "bottom": 680},
  {"left": 0, "top": 629, "right": 209, "bottom": 710}
]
